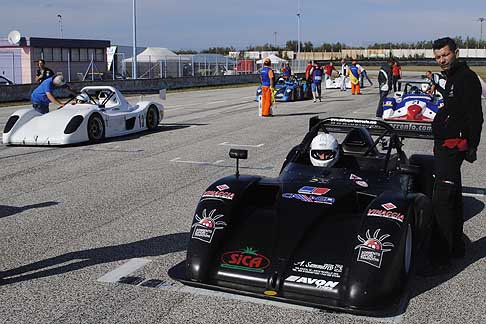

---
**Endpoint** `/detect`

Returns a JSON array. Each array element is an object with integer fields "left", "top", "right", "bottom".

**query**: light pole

[
  {"left": 478, "top": 17, "right": 486, "bottom": 44},
  {"left": 57, "top": 14, "right": 63, "bottom": 39},
  {"left": 132, "top": 0, "right": 137, "bottom": 79},
  {"left": 297, "top": 0, "right": 301, "bottom": 72}
]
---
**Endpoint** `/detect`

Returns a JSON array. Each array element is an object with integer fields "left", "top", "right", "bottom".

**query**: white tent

[
  {"left": 256, "top": 54, "right": 288, "bottom": 64},
  {"left": 123, "top": 47, "right": 178, "bottom": 63}
]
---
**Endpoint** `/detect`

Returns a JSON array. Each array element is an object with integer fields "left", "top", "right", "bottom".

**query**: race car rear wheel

[
  {"left": 146, "top": 105, "right": 159, "bottom": 130},
  {"left": 404, "top": 223, "right": 413, "bottom": 274},
  {"left": 87, "top": 114, "right": 105, "bottom": 143}
]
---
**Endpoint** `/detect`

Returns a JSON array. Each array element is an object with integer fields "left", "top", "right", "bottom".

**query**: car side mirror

[{"left": 229, "top": 149, "right": 248, "bottom": 177}]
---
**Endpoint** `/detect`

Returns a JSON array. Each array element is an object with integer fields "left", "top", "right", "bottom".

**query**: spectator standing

[
  {"left": 310, "top": 63, "right": 324, "bottom": 102},
  {"left": 282, "top": 62, "right": 292, "bottom": 79},
  {"left": 324, "top": 62, "right": 337, "bottom": 81},
  {"left": 427, "top": 37, "right": 483, "bottom": 274},
  {"left": 305, "top": 61, "right": 313, "bottom": 83},
  {"left": 392, "top": 60, "right": 402, "bottom": 91},
  {"left": 260, "top": 58, "right": 275, "bottom": 117},
  {"left": 35, "top": 59, "right": 54, "bottom": 83},
  {"left": 375, "top": 58, "right": 393, "bottom": 118},
  {"left": 356, "top": 62, "right": 373, "bottom": 87},
  {"left": 347, "top": 61, "right": 361, "bottom": 95},
  {"left": 340, "top": 59, "right": 348, "bottom": 91}
]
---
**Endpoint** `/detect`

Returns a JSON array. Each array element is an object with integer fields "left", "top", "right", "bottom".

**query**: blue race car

[
  {"left": 382, "top": 80, "right": 443, "bottom": 122},
  {"left": 256, "top": 75, "right": 312, "bottom": 102}
]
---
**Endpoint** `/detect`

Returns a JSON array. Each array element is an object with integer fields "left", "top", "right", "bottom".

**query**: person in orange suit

[
  {"left": 347, "top": 61, "right": 361, "bottom": 95},
  {"left": 260, "top": 57, "right": 275, "bottom": 117}
]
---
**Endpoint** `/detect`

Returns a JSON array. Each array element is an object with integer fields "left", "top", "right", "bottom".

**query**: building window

[
  {"left": 53, "top": 48, "right": 62, "bottom": 61},
  {"left": 62, "top": 48, "right": 70, "bottom": 62},
  {"left": 43, "top": 48, "right": 53, "bottom": 62},
  {"left": 80, "top": 48, "right": 88, "bottom": 61},
  {"left": 71, "top": 48, "right": 80, "bottom": 62},
  {"left": 95, "top": 48, "right": 104, "bottom": 62},
  {"left": 33, "top": 47, "right": 43, "bottom": 60},
  {"left": 88, "top": 48, "right": 95, "bottom": 61}
]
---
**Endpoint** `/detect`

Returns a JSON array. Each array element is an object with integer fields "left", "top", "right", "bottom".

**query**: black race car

[{"left": 169, "top": 117, "right": 436, "bottom": 316}]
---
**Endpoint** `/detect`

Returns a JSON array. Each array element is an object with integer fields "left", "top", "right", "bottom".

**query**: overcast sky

[{"left": 2, "top": 0, "right": 486, "bottom": 50}]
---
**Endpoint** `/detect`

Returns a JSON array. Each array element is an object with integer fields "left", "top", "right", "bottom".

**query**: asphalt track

[{"left": 0, "top": 82, "right": 485, "bottom": 324}]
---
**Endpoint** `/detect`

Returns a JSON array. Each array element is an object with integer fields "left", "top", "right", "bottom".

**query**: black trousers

[
  {"left": 392, "top": 75, "right": 401, "bottom": 91},
  {"left": 431, "top": 144, "right": 465, "bottom": 263},
  {"left": 376, "top": 90, "right": 389, "bottom": 117}
]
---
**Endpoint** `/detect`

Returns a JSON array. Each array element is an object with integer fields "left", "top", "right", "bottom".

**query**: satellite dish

[{"left": 7, "top": 30, "right": 21, "bottom": 45}]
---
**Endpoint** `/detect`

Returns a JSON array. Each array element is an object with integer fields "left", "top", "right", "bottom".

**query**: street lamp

[
  {"left": 57, "top": 14, "right": 63, "bottom": 39},
  {"left": 132, "top": 0, "right": 137, "bottom": 79},
  {"left": 478, "top": 17, "right": 486, "bottom": 44},
  {"left": 297, "top": 0, "right": 302, "bottom": 72}
]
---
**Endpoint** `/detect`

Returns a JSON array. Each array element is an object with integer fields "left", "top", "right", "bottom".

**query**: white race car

[
  {"left": 325, "top": 76, "right": 351, "bottom": 89},
  {"left": 3, "top": 86, "right": 164, "bottom": 145}
]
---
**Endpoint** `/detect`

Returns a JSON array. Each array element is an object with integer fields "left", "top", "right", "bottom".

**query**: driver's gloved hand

[{"left": 465, "top": 147, "right": 477, "bottom": 163}]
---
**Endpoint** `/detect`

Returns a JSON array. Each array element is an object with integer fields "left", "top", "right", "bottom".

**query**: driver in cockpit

[{"left": 310, "top": 133, "right": 340, "bottom": 167}]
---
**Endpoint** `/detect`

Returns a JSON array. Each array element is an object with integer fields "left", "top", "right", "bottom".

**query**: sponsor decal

[
  {"left": 282, "top": 193, "right": 335, "bottom": 205},
  {"left": 201, "top": 190, "right": 235, "bottom": 200},
  {"left": 355, "top": 229, "right": 394, "bottom": 268},
  {"left": 355, "top": 180, "right": 368, "bottom": 188},
  {"left": 309, "top": 177, "right": 329, "bottom": 184},
  {"left": 349, "top": 173, "right": 362, "bottom": 180},
  {"left": 220, "top": 247, "right": 270, "bottom": 273},
  {"left": 292, "top": 261, "right": 344, "bottom": 278},
  {"left": 191, "top": 209, "right": 226, "bottom": 243},
  {"left": 367, "top": 209, "right": 404, "bottom": 222},
  {"left": 381, "top": 202, "right": 397, "bottom": 210},
  {"left": 216, "top": 184, "right": 230, "bottom": 191},
  {"left": 298, "top": 186, "right": 331, "bottom": 196},
  {"left": 285, "top": 275, "right": 339, "bottom": 290},
  {"left": 383, "top": 102, "right": 394, "bottom": 107}
]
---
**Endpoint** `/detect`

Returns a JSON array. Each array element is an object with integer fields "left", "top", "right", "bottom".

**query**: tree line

[{"left": 174, "top": 36, "right": 486, "bottom": 55}]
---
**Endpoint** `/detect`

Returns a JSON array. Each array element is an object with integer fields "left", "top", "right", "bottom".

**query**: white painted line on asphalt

[
  {"left": 170, "top": 157, "right": 225, "bottom": 165},
  {"left": 97, "top": 258, "right": 152, "bottom": 283},
  {"left": 219, "top": 142, "right": 265, "bottom": 148},
  {"left": 207, "top": 100, "right": 226, "bottom": 105},
  {"left": 463, "top": 192, "right": 486, "bottom": 198}
]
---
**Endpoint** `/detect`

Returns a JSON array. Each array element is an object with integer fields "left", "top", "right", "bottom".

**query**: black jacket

[
  {"left": 378, "top": 64, "right": 392, "bottom": 91},
  {"left": 432, "top": 61, "right": 483, "bottom": 149}
]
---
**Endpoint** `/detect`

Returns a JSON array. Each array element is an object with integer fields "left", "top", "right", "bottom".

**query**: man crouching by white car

[{"left": 31, "top": 75, "right": 75, "bottom": 114}]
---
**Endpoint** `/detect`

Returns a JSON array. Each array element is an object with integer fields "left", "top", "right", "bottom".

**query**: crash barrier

[{"left": 0, "top": 74, "right": 264, "bottom": 103}]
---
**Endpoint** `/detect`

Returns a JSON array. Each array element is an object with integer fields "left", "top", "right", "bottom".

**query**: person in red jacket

[{"left": 392, "top": 61, "right": 402, "bottom": 91}]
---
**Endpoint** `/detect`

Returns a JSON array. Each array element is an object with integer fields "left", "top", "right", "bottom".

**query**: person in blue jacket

[
  {"left": 310, "top": 63, "right": 324, "bottom": 102},
  {"left": 282, "top": 62, "right": 292, "bottom": 79},
  {"left": 31, "top": 75, "right": 72, "bottom": 114}
]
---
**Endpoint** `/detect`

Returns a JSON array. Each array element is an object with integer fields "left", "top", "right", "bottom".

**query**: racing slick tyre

[
  {"left": 409, "top": 154, "right": 435, "bottom": 199},
  {"left": 87, "top": 114, "right": 105, "bottom": 143},
  {"left": 295, "top": 87, "right": 303, "bottom": 100},
  {"left": 291, "top": 90, "right": 296, "bottom": 102},
  {"left": 407, "top": 193, "right": 433, "bottom": 274},
  {"left": 146, "top": 105, "right": 159, "bottom": 130}
]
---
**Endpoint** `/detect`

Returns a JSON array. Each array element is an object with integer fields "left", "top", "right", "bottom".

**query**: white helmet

[
  {"left": 310, "top": 133, "right": 340, "bottom": 167},
  {"left": 52, "top": 75, "right": 66, "bottom": 86},
  {"left": 76, "top": 93, "right": 90, "bottom": 104}
]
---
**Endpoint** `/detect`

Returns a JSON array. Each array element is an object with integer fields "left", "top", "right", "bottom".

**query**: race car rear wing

[{"left": 309, "top": 116, "right": 434, "bottom": 139}]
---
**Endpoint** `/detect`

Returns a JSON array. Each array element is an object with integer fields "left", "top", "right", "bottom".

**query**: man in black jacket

[
  {"left": 375, "top": 58, "right": 394, "bottom": 118},
  {"left": 429, "top": 37, "right": 483, "bottom": 271}
]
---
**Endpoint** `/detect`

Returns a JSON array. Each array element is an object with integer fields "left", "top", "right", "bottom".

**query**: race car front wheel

[
  {"left": 404, "top": 223, "right": 412, "bottom": 275},
  {"left": 146, "top": 105, "right": 159, "bottom": 130},
  {"left": 87, "top": 114, "right": 105, "bottom": 143}
]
